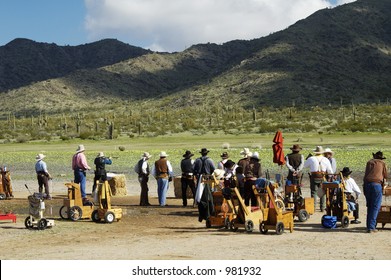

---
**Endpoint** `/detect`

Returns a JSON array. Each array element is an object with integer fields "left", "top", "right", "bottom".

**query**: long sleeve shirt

[
  {"left": 344, "top": 177, "right": 361, "bottom": 199},
  {"left": 363, "top": 159, "right": 388, "bottom": 184},
  {"left": 304, "top": 155, "right": 333, "bottom": 174},
  {"left": 151, "top": 159, "right": 173, "bottom": 177},
  {"left": 72, "top": 152, "right": 91, "bottom": 170}
]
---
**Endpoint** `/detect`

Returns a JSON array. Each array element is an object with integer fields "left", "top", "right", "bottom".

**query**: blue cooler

[{"left": 322, "top": 215, "right": 337, "bottom": 228}]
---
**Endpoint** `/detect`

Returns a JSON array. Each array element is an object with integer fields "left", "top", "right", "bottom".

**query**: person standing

[
  {"left": 180, "top": 150, "right": 196, "bottom": 207},
  {"left": 35, "top": 153, "right": 52, "bottom": 200},
  {"left": 324, "top": 148, "right": 337, "bottom": 174},
  {"left": 135, "top": 152, "right": 152, "bottom": 206},
  {"left": 217, "top": 152, "right": 229, "bottom": 170},
  {"left": 285, "top": 144, "right": 304, "bottom": 185},
  {"left": 304, "top": 146, "right": 333, "bottom": 212},
  {"left": 152, "top": 151, "right": 173, "bottom": 207},
  {"left": 340, "top": 167, "right": 361, "bottom": 224},
  {"left": 237, "top": 148, "right": 252, "bottom": 173},
  {"left": 243, "top": 152, "right": 262, "bottom": 206},
  {"left": 72, "top": 144, "right": 91, "bottom": 203},
  {"left": 92, "top": 152, "right": 112, "bottom": 193},
  {"left": 363, "top": 151, "right": 388, "bottom": 233}
]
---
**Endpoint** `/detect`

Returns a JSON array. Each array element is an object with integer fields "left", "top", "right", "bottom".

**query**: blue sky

[{"left": 0, "top": 0, "right": 355, "bottom": 52}]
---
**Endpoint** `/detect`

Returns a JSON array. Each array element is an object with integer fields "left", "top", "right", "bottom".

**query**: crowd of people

[{"left": 30, "top": 143, "right": 388, "bottom": 233}]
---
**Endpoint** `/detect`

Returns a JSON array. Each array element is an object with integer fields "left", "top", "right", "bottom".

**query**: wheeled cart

[
  {"left": 377, "top": 187, "right": 391, "bottom": 229},
  {"left": 24, "top": 186, "right": 54, "bottom": 230},
  {"left": 91, "top": 180, "right": 122, "bottom": 223},
  {"left": 284, "top": 183, "right": 314, "bottom": 222},
  {"left": 59, "top": 182, "right": 94, "bottom": 221}
]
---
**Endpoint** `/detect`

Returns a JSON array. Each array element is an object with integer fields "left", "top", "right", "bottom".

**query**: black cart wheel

[
  {"left": 230, "top": 219, "right": 238, "bottom": 232},
  {"left": 104, "top": 211, "right": 115, "bottom": 223},
  {"left": 24, "top": 216, "right": 34, "bottom": 229},
  {"left": 298, "top": 209, "right": 309, "bottom": 222},
  {"left": 245, "top": 220, "right": 254, "bottom": 233},
  {"left": 260, "top": 222, "right": 268, "bottom": 234},
  {"left": 59, "top": 206, "right": 69, "bottom": 219},
  {"left": 0, "top": 193, "right": 6, "bottom": 200},
  {"left": 276, "top": 222, "right": 285, "bottom": 235},
  {"left": 69, "top": 206, "right": 83, "bottom": 221},
  {"left": 341, "top": 215, "right": 350, "bottom": 228},
  {"left": 37, "top": 218, "right": 48, "bottom": 230},
  {"left": 91, "top": 210, "right": 100, "bottom": 222}
]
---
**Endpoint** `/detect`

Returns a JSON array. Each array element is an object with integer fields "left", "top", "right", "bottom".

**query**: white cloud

[{"left": 84, "top": 0, "right": 356, "bottom": 52}]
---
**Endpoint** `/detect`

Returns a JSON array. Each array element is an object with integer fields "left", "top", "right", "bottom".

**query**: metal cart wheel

[
  {"left": 37, "top": 218, "right": 48, "bottom": 230},
  {"left": 69, "top": 206, "right": 83, "bottom": 221},
  {"left": 341, "top": 215, "right": 350, "bottom": 228},
  {"left": 91, "top": 210, "right": 100, "bottom": 222},
  {"left": 260, "top": 222, "right": 268, "bottom": 234},
  {"left": 59, "top": 206, "right": 69, "bottom": 219},
  {"left": 275, "top": 198, "right": 285, "bottom": 210},
  {"left": 276, "top": 222, "right": 285, "bottom": 235},
  {"left": 205, "top": 218, "right": 211, "bottom": 228},
  {"left": 104, "top": 211, "right": 115, "bottom": 223},
  {"left": 298, "top": 209, "right": 309, "bottom": 222},
  {"left": 224, "top": 216, "right": 230, "bottom": 229},
  {"left": 230, "top": 219, "right": 238, "bottom": 232},
  {"left": 0, "top": 193, "right": 6, "bottom": 200},
  {"left": 245, "top": 220, "right": 254, "bottom": 233},
  {"left": 24, "top": 216, "right": 34, "bottom": 229}
]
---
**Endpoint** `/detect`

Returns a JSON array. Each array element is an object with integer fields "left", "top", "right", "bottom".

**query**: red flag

[{"left": 272, "top": 130, "right": 285, "bottom": 166}]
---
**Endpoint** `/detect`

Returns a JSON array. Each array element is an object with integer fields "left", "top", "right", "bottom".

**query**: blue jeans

[
  {"left": 74, "top": 170, "right": 87, "bottom": 198},
  {"left": 364, "top": 182, "right": 383, "bottom": 230},
  {"left": 157, "top": 178, "right": 169, "bottom": 206}
]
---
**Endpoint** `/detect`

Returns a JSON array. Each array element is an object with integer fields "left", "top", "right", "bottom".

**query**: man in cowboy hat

[
  {"left": 194, "top": 148, "right": 216, "bottom": 179},
  {"left": 285, "top": 144, "right": 304, "bottom": 185},
  {"left": 152, "top": 151, "right": 173, "bottom": 207},
  {"left": 341, "top": 167, "right": 361, "bottom": 224},
  {"left": 135, "top": 152, "right": 152, "bottom": 206},
  {"left": 180, "top": 150, "right": 196, "bottom": 207},
  {"left": 72, "top": 144, "right": 91, "bottom": 204},
  {"left": 92, "top": 152, "right": 112, "bottom": 193},
  {"left": 363, "top": 151, "right": 388, "bottom": 233},
  {"left": 304, "top": 146, "right": 333, "bottom": 212},
  {"left": 243, "top": 152, "right": 262, "bottom": 206},
  {"left": 237, "top": 148, "right": 252, "bottom": 173},
  {"left": 35, "top": 153, "right": 52, "bottom": 200},
  {"left": 217, "top": 152, "right": 229, "bottom": 170},
  {"left": 324, "top": 147, "right": 337, "bottom": 175}
]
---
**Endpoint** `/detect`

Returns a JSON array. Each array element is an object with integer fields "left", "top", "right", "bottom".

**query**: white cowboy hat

[
  {"left": 240, "top": 148, "right": 251, "bottom": 156},
  {"left": 313, "top": 146, "right": 325, "bottom": 154},
  {"left": 213, "top": 169, "right": 225, "bottom": 180},
  {"left": 76, "top": 144, "right": 85, "bottom": 153},
  {"left": 142, "top": 152, "right": 152, "bottom": 159},
  {"left": 159, "top": 151, "right": 168, "bottom": 157},
  {"left": 97, "top": 152, "right": 105, "bottom": 158},
  {"left": 251, "top": 152, "right": 259, "bottom": 160},
  {"left": 35, "top": 154, "right": 45, "bottom": 161},
  {"left": 324, "top": 148, "right": 334, "bottom": 155}
]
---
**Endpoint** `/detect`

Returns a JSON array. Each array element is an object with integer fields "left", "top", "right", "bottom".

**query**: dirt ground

[{"left": 1, "top": 177, "right": 391, "bottom": 260}]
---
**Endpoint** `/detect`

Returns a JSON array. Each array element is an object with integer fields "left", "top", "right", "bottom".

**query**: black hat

[
  {"left": 182, "top": 150, "right": 194, "bottom": 158},
  {"left": 224, "top": 159, "right": 235, "bottom": 169},
  {"left": 200, "top": 148, "right": 209, "bottom": 155},
  {"left": 373, "top": 151, "right": 386, "bottom": 160},
  {"left": 220, "top": 152, "right": 229, "bottom": 159},
  {"left": 340, "top": 167, "right": 352, "bottom": 177}
]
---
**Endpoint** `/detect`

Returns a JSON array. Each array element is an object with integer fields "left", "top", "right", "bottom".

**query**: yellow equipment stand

[
  {"left": 377, "top": 187, "right": 391, "bottom": 229},
  {"left": 59, "top": 182, "right": 94, "bottom": 221},
  {"left": 284, "top": 184, "right": 314, "bottom": 222},
  {"left": 91, "top": 180, "right": 122, "bottom": 223}
]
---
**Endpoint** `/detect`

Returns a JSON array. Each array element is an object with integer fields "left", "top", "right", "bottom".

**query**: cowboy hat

[
  {"left": 142, "top": 152, "right": 152, "bottom": 159},
  {"left": 340, "top": 167, "right": 352, "bottom": 177},
  {"left": 97, "top": 152, "right": 105, "bottom": 158},
  {"left": 35, "top": 153, "right": 45, "bottom": 161},
  {"left": 223, "top": 159, "right": 235, "bottom": 169},
  {"left": 373, "top": 151, "right": 386, "bottom": 160},
  {"left": 240, "top": 148, "right": 251, "bottom": 156},
  {"left": 313, "top": 146, "right": 325, "bottom": 154},
  {"left": 251, "top": 152, "right": 259, "bottom": 160},
  {"left": 220, "top": 152, "right": 229, "bottom": 159},
  {"left": 159, "top": 151, "right": 168, "bottom": 157},
  {"left": 200, "top": 148, "right": 209, "bottom": 154},
  {"left": 324, "top": 148, "right": 334, "bottom": 155},
  {"left": 290, "top": 144, "right": 302, "bottom": 152},
  {"left": 182, "top": 150, "right": 194, "bottom": 158},
  {"left": 213, "top": 169, "right": 225, "bottom": 180},
  {"left": 76, "top": 144, "right": 85, "bottom": 153}
]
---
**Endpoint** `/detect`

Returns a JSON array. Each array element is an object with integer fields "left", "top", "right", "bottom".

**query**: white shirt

[
  {"left": 151, "top": 160, "right": 174, "bottom": 177},
  {"left": 304, "top": 155, "right": 333, "bottom": 173},
  {"left": 344, "top": 177, "right": 361, "bottom": 198},
  {"left": 285, "top": 154, "right": 304, "bottom": 173},
  {"left": 217, "top": 159, "right": 228, "bottom": 170}
]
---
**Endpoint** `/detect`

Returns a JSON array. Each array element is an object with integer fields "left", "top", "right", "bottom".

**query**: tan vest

[{"left": 155, "top": 158, "right": 169, "bottom": 178}]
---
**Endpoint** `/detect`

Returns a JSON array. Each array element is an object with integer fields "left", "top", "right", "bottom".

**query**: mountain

[
  {"left": 1, "top": 0, "right": 390, "bottom": 116},
  {"left": 0, "top": 38, "right": 151, "bottom": 91}
]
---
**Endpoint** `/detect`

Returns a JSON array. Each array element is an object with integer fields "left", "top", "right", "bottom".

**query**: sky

[{"left": 0, "top": 0, "right": 356, "bottom": 52}]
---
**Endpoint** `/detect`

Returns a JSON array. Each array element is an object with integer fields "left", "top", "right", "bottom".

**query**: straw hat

[
  {"left": 251, "top": 152, "right": 260, "bottom": 160},
  {"left": 97, "top": 152, "right": 105, "bottom": 158},
  {"left": 159, "top": 151, "right": 168, "bottom": 158},
  {"left": 290, "top": 144, "right": 302, "bottom": 152},
  {"left": 35, "top": 154, "right": 45, "bottom": 161},
  {"left": 324, "top": 148, "right": 334, "bottom": 155},
  {"left": 313, "top": 146, "right": 325, "bottom": 154},
  {"left": 76, "top": 144, "right": 85, "bottom": 153},
  {"left": 142, "top": 152, "right": 152, "bottom": 159},
  {"left": 213, "top": 169, "right": 225, "bottom": 180},
  {"left": 240, "top": 148, "right": 251, "bottom": 156}
]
